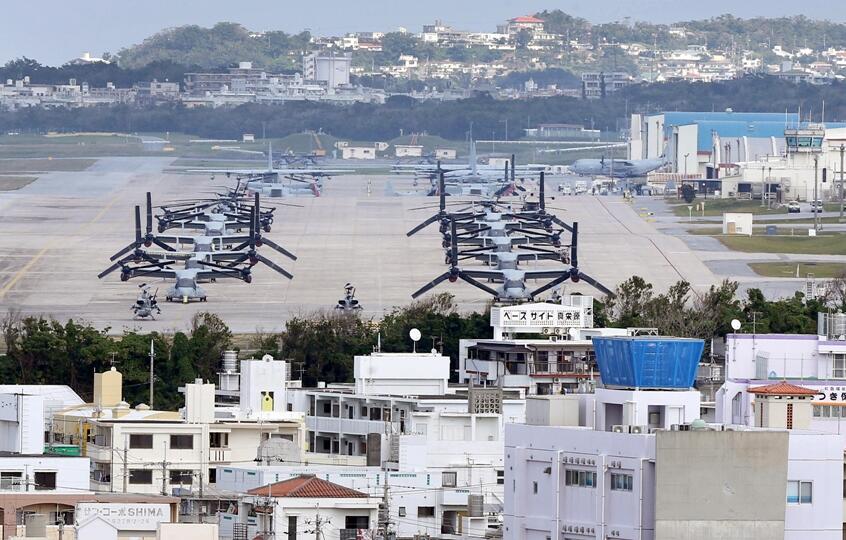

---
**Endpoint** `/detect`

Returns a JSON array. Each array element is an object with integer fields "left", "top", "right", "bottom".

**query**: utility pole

[
  {"left": 149, "top": 339, "right": 155, "bottom": 408},
  {"left": 123, "top": 434, "right": 128, "bottom": 494},
  {"left": 379, "top": 424, "right": 393, "bottom": 539},
  {"left": 160, "top": 441, "right": 169, "bottom": 496}
]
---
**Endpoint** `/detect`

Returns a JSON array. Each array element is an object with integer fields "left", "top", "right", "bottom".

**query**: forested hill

[
  {"left": 537, "top": 11, "right": 846, "bottom": 52},
  {"left": 110, "top": 13, "right": 846, "bottom": 71},
  {"left": 118, "top": 22, "right": 312, "bottom": 71},
  {"left": 2, "top": 76, "right": 844, "bottom": 141}
]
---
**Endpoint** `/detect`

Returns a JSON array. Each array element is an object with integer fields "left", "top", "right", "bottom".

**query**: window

[
  {"left": 129, "top": 469, "right": 153, "bottom": 485},
  {"left": 611, "top": 473, "right": 633, "bottom": 492},
  {"left": 34, "top": 472, "right": 56, "bottom": 490},
  {"left": 442, "top": 471, "right": 457, "bottom": 488},
  {"left": 564, "top": 469, "right": 597, "bottom": 488},
  {"left": 345, "top": 516, "right": 369, "bottom": 530},
  {"left": 129, "top": 434, "right": 153, "bottom": 449},
  {"left": 497, "top": 470, "right": 504, "bottom": 485},
  {"left": 0, "top": 471, "right": 22, "bottom": 491},
  {"left": 170, "top": 435, "right": 194, "bottom": 450},
  {"left": 208, "top": 468, "right": 217, "bottom": 484},
  {"left": 787, "top": 480, "right": 813, "bottom": 504},
  {"left": 533, "top": 481, "right": 538, "bottom": 494},
  {"left": 209, "top": 432, "right": 228, "bottom": 448},
  {"left": 834, "top": 354, "right": 846, "bottom": 378},
  {"left": 288, "top": 516, "right": 297, "bottom": 540},
  {"left": 418, "top": 507, "right": 435, "bottom": 518},
  {"left": 398, "top": 507, "right": 407, "bottom": 517},
  {"left": 323, "top": 402, "right": 331, "bottom": 414},
  {"left": 169, "top": 470, "right": 193, "bottom": 485}
]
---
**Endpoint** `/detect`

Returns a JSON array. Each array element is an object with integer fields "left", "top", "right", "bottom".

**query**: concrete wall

[
  {"left": 654, "top": 430, "right": 789, "bottom": 540},
  {"left": 240, "top": 357, "right": 287, "bottom": 415},
  {"left": 526, "top": 396, "right": 580, "bottom": 426},
  {"left": 353, "top": 353, "right": 450, "bottom": 395},
  {"left": 784, "top": 431, "right": 843, "bottom": 539},
  {"left": 0, "top": 394, "right": 44, "bottom": 454}
]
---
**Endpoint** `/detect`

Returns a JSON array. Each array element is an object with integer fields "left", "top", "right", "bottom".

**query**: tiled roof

[
  {"left": 511, "top": 16, "right": 544, "bottom": 23},
  {"left": 247, "top": 475, "right": 368, "bottom": 498},
  {"left": 748, "top": 382, "right": 818, "bottom": 396}
]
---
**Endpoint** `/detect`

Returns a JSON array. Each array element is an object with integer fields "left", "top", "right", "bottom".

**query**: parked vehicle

[{"left": 787, "top": 201, "right": 801, "bottom": 213}]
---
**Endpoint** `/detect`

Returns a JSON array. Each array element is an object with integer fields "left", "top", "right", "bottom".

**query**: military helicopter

[
  {"left": 335, "top": 283, "right": 363, "bottom": 312},
  {"left": 132, "top": 284, "right": 161, "bottom": 319}
]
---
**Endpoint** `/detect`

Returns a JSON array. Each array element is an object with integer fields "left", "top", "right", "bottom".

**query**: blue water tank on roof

[{"left": 592, "top": 336, "right": 704, "bottom": 389}]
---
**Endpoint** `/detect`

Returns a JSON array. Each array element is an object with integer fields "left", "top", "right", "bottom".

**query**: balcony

[
  {"left": 209, "top": 448, "right": 231, "bottom": 463},
  {"left": 307, "top": 416, "right": 397, "bottom": 436},
  {"left": 441, "top": 488, "right": 470, "bottom": 506}
]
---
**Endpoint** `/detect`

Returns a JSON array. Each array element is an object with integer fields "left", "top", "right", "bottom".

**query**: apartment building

[
  {"left": 505, "top": 336, "right": 843, "bottom": 540},
  {"left": 51, "top": 357, "right": 305, "bottom": 496}
]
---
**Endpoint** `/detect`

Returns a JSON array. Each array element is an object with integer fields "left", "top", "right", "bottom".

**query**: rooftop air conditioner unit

[
  {"left": 678, "top": 424, "right": 691, "bottom": 431},
  {"left": 630, "top": 425, "right": 647, "bottom": 434},
  {"left": 612, "top": 425, "right": 626, "bottom": 433},
  {"left": 670, "top": 424, "right": 680, "bottom": 431}
]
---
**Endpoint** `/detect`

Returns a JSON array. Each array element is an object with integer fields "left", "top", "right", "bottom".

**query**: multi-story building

[
  {"left": 458, "top": 298, "right": 656, "bottom": 396},
  {"left": 286, "top": 350, "right": 524, "bottom": 538},
  {"left": 505, "top": 336, "right": 843, "bottom": 540},
  {"left": 52, "top": 357, "right": 305, "bottom": 496}
]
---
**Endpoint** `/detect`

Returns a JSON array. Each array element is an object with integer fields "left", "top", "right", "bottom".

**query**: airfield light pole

[
  {"left": 840, "top": 144, "right": 845, "bottom": 220},
  {"left": 814, "top": 156, "right": 820, "bottom": 232}
]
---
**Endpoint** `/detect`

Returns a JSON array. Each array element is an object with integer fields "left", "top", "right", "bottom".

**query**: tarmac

[{"left": 0, "top": 157, "right": 726, "bottom": 333}]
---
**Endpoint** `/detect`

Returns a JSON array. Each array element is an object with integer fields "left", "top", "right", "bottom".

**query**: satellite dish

[
  {"left": 731, "top": 319, "right": 741, "bottom": 331},
  {"left": 409, "top": 328, "right": 421, "bottom": 353}
]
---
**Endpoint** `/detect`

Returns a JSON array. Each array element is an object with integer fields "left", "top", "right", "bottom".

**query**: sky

[{"left": 3, "top": 0, "right": 846, "bottom": 65}]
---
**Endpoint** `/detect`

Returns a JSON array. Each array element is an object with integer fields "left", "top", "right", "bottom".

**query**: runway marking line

[{"left": 0, "top": 194, "right": 121, "bottom": 299}]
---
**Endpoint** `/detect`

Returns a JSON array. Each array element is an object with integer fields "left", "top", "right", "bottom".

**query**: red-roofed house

[
  {"left": 749, "top": 382, "right": 819, "bottom": 430},
  {"left": 500, "top": 15, "right": 545, "bottom": 36},
  {"left": 221, "top": 475, "right": 379, "bottom": 540}
]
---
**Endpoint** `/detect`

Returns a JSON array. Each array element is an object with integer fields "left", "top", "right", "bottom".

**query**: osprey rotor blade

[
  {"left": 254, "top": 253, "right": 294, "bottom": 280},
  {"left": 411, "top": 271, "right": 452, "bottom": 299},
  {"left": 261, "top": 237, "right": 297, "bottom": 261},
  {"left": 575, "top": 271, "right": 614, "bottom": 297},
  {"left": 530, "top": 273, "right": 572, "bottom": 298},
  {"left": 457, "top": 271, "right": 500, "bottom": 297}
]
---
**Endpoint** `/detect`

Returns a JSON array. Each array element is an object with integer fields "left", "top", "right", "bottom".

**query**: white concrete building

[
  {"left": 219, "top": 475, "right": 378, "bottom": 540},
  {"left": 51, "top": 359, "right": 305, "bottom": 495},
  {"left": 216, "top": 464, "right": 492, "bottom": 539},
  {"left": 506, "top": 336, "right": 843, "bottom": 540}
]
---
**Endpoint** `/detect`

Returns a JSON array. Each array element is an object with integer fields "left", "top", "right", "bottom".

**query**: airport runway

[{"left": 0, "top": 157, "right": 720, "bottom": 333}]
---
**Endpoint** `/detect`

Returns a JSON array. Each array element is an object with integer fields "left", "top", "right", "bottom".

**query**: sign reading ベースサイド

[
  {"left": 76, "top": 503, "right": 170, "bottom": 531},
  {"left": 492, "top": 301, "right": 594, "bottom": 335}
]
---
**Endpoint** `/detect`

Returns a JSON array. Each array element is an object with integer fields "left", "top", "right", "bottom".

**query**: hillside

[{"left": 117, "top": 22, "right": 311, "bottom": 70}]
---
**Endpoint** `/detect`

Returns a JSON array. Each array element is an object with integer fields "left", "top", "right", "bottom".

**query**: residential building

[
  {"left": 581, "top": 72, "right": 633, "bottom": 99},
  {"left": 303, "top": 52, "right": 352, "bottom": 89},
  {"left": 51, "top": 357, "right": 305, "bottom": 495},
  {"left": 219, "top": 475, "right": 379, "bottom": 540},
  {"left": 458, "top": 298, "right": 654, "bottom": 395},
  {"left": 505, "top": 336, "right": 843, "bottom": 540},
  {"left": 217, "top": 463, "right": 495, "bottom": 539}
]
